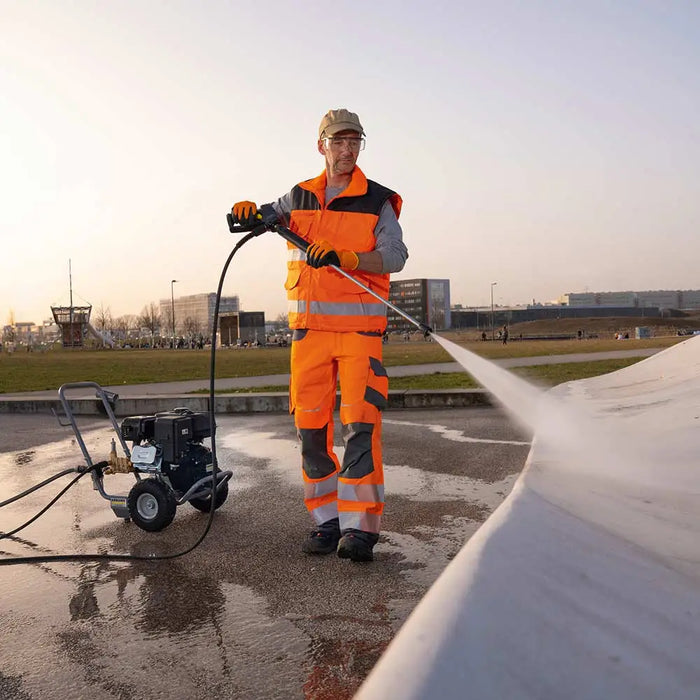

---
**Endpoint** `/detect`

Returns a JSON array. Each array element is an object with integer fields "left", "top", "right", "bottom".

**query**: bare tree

[
  {"left": 274, "top": 312, "right": 288, "bottom": 329},
  {"left": 138, "top": 302, "right": 161, "bottom": 346},
  {"left": 114, "top": 314, "right": 138, "bottom": 346},
  {"left": 94, "top": 303, "right": 113, "bottom": 333},
  {"left": 182, "top": 316, "right": 202, "bottom": 342},
  {"left": 113, "top": 315, "right": 127, "bottom": 343},
  {"left": 2, "top": 325, "right": 15, "bottom": 343}
]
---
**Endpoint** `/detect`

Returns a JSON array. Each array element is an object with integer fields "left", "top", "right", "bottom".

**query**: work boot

[
  {"left": 302, "top": 517, "right": 341, "bottom": 555},
  {"left": 337, "top": 529, "right": 379, "bottom": 563}
]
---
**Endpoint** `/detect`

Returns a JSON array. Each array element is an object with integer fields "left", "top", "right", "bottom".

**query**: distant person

[
  {"left": 481, "top": 331, "right": 487, "bottom": 341},
  {"left": 502, "top": 325, "right": 509, "bottom": 344}
]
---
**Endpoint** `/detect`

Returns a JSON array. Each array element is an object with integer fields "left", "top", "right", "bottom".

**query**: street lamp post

[
  {"left": 170, "top": 279, "right": 178, "bottom": 349},
  {"left": 490, "top": 281, "right": 497, "bottom": 341}
]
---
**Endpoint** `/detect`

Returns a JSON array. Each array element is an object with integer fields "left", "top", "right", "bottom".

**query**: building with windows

[
  {"left": 387, "top": 279, "right": 451, "bottom": 331},
  {"left": 450, "top": 304, "right": 663, "bottom": 330},
  {"left": 2, "top": 319, "right": 60, "bottom": 348},
  {"left": 219, "top": 311, "right": 266, "bottom": 345},
  {"left": 159, "top": 293, "right": 239, "bottom": 340},
  {"left": 562, "top": 290, "right": 700, "bottom": 311}
]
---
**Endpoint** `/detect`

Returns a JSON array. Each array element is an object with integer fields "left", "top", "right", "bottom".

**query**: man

[{"left": 231, "top": 108, "right": 408, "bottom": 562}]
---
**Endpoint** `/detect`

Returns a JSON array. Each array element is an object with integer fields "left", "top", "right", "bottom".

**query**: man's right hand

[{"left": 231, "top": 201, "right": 258, "bottom": 225}]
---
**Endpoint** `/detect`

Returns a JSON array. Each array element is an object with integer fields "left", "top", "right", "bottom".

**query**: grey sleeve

[
  {"left": 264, "top": 191, "right": 293, "bottom": 226},
  {"left": 374, "top": 200, "right": 408, "bottom": 274}
]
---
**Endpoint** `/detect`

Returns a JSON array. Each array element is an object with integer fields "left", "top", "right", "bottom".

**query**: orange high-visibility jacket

[{"left": 285, "top": 167, "right": 402, "bottom": 333}]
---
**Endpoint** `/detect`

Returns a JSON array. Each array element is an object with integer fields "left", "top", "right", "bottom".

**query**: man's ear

[{"left": 317, "top": 138, "right": 326, "bottom": 156}]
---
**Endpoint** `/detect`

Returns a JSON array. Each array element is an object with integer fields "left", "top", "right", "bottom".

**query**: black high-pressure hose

[
  {"left": 1, "top": 469, "right": 91, "bottom": 540},
  {"left": 0, "top": 467, "right": 79, "bottom": 508},
  {"left": 0, "top": 226, "right": 266, "bottom": 567}
]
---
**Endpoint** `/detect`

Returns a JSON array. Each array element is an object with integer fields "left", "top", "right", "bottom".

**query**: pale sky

[{"left": 2, "top": 0, "right": 699, "bottom": 325}]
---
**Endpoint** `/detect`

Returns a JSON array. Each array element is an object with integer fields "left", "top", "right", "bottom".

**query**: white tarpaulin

[{"left": 358, "top": 336, "right": 700, "bottom": 699}]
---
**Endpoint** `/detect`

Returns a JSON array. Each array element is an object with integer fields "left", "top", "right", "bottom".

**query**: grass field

[
  {"left": 0, "top": 331, "right": 684, "bottom": 394},
  {"left": 192, "top": 357, "right": 644, "bottom": 394}
]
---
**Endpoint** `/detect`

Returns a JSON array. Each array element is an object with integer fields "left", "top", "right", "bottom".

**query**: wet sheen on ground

[{"left": 0, "top": 409, "right": 530, "bottom": 699}]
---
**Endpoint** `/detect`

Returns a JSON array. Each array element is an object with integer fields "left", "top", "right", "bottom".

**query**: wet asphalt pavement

[{"left": 0, "top": 408, "right": 531, "bottom": 699}]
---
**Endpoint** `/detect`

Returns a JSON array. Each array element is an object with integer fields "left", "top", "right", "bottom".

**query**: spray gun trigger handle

[{"left": 420, "top": 323, "right": 433, "bottom": 337}]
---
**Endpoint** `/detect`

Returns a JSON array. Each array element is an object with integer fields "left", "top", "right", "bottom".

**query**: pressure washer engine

[
  {"left": 54, "top": 382, "right": 232, "bottom": 533},
  {"left": 116, "top": 408, "right": 230, "bottom": 531}
]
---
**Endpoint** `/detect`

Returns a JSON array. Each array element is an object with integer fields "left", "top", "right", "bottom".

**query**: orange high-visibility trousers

[{"left": 289, "top": 329, "right": 388, "bottom": 534}]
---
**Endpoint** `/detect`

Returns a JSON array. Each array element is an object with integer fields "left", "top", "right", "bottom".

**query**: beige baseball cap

[{"left": 318, "top": 108, "right": 365, "bottom": 138}]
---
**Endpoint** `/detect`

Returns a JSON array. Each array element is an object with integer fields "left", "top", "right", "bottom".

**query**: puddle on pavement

[
  {"left": 223, "top": 427, "right": 518, "bottom": 498},
  {"left": 223, "top": 427, "right": 519, "bottom": 510},
  {"left": 0, "top": 433, "right": 119, "bottom": 555},
  {"left": 385, "top": 464, "right": 518, "bottom": 505},
  {"left": 222, "top": 425, "right": 521, "bottom": 592},
  {"left": 384, "top": 418, "right": 530, "bottom": 446},
  {"left": 303, "top": 636, "right": 389, "bottom": 700},
  {"left": 0, "top": 430, "right": 317, "bottom": 698},
  {"left": 1, "top": 419, "right": 526, "bottom": 698},
  {"left": 1, "top": 557, "right": 310, "bottom": 698}
]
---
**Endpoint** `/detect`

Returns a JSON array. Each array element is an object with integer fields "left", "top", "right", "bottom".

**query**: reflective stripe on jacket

[{"left": 285, "top": 167, "right": 402, "bottom": 332}]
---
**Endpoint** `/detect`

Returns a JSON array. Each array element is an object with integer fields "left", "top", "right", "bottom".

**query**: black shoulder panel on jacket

[
  {"left": 328, "top": 179, "right": 396, "bottom": 214},
  {"left": 290, "top": 185, "right": 320, "bottom": 211}
]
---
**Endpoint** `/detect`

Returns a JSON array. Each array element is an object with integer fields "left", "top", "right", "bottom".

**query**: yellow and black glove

[
  {"left": 230, "top": 200, "right": 258, "bottom": 225},
  {"left": 305, "top": 240, "right": 359, "bottom": 270}
]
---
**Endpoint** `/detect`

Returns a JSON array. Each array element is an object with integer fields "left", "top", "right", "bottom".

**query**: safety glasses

[{"left": 323, "top": 136, "right": 366, "bottom": 152}]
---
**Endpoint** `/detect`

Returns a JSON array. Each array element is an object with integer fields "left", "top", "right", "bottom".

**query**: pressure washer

[
  {"left": 0, "top": 207, "right": 431, "bottom": 564},
  {"left": 52, "top": 382, "right": 232, "bottom": 532}
]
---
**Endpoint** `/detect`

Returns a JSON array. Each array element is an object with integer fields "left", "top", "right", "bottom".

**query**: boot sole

[
  {"left": 337, "top": 545, "right": 373, "bottom": 562},
  {"left": 302, "top": 544, "right": 338, "bottom": 555}
]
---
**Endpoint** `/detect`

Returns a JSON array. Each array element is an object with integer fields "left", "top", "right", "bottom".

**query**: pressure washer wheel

[
  {"left": 127, "top": 478, "right": 177, "bottom": 532},
  {"left": 188, "top": 479, "right": 229, "bottom": 514}
]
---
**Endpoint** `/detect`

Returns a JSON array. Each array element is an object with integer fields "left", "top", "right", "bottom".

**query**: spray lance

[{"left": 226, "top": 205, "right": 433, "bottom": 336}]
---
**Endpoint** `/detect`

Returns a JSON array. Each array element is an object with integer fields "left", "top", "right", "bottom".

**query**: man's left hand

[{"left": 306, "top": 241, "right": 359, "bottom": 270}]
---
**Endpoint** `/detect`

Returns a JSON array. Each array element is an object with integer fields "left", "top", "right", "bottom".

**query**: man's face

[{"left": 318, "top": 129, "right": 363, "bottom": 177}]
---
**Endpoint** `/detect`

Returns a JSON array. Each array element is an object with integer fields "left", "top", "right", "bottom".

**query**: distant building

[
  {"left": 450, "top": 305, "right": 663, "bottom": 329},
  {"left": 219, "top": 311, "right": 266, "bottom": 345},
  {"left": 2, "top": 320, "right": 59, "bottom": 347},
  {"left": 562, "top": 289, "right": 700, "bottom": 311},
  {"left": 387, "top": 279, "right": 451, "bottom": 331},
  {"left": 159, "top": 293, "right": 239, "bottom": 339}
]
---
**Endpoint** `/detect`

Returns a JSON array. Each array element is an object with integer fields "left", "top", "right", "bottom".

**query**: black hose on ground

[
  {"left": 0, "top": 467, "right": 80, "bottom": 508},
  {"left": 0, "top": 470, "right": 89, "bottom": 540}
]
